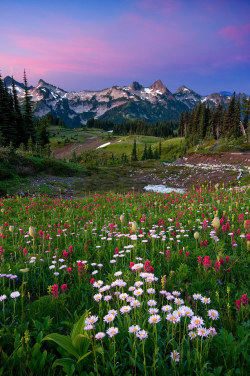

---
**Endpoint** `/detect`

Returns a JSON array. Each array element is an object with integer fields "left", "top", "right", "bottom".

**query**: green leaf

[
  {"left": 77, "top": 351, "right": 92, "bottom": 363},
  {"left": 43, "top": 334, "right": 79, "bottom": 358},
  {"left": 71, "top": 311, "right": 90, "bottom": 340},
  {"left": 52, "top": 358, "right": 75, "bottom": 376},
  {"left": 72, "top": 334, "right": 90, "bottom": 356}
]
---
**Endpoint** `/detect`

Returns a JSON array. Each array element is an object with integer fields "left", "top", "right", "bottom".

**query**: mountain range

[{"left": 4, "top": 76, "right": 248, "bottom": 127}]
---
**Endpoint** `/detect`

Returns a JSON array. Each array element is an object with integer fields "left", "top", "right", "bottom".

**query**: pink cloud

[{"left": 220, "top": 24, "right": 250, "bottom": 44}]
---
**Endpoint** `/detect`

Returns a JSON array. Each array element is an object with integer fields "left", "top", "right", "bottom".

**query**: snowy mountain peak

[{"left": 175, "top": 85, "right": 191, "bottom": 94}]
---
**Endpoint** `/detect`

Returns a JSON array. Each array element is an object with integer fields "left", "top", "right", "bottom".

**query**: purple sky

[{"left": 0, "top": 0, "right": 249, "bottom": 94}]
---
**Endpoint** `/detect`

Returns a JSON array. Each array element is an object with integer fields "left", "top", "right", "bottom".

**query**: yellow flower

[
  {"left": 47, "top": 285, "right": 53, "bottom": 295},
  {"left": 161, "top": 275, "right": 166, "bottom": 289},
  {"left": 24, "top": 330, "right": 30, "bottom": 345}
]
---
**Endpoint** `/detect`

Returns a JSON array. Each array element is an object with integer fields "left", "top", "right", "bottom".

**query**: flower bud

[
  {"left": 9, "top": 225, "right": 14, "bottom": 233},
  {"left": 29, "top": 226, "right": 36, "bottom": 238},
  {"left": 212, "top": 217, "right": 220, "bottom": 229},
  {"left": 120, "top": 214, "right": 125, "bottom": 224},
  {"left": 194, "top": 231, "right": 199, "bottom": 240},
  {"left": 131, "top": 221, "right": 138, "bottom": 233}
]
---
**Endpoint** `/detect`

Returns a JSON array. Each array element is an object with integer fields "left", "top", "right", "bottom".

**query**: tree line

[
  {"left": 0, "top": 72, "right": 66, "bottom": 151},
  {"left": 178, "top": 93, "right": 250, "bottom": 145},
  {"left": 86, "top": 118, "right": 176, "bottom": 138}
]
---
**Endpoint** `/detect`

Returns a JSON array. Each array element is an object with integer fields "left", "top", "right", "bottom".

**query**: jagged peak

[
  {"left": 175, "top": 85, "right": 191, "bottom": 94},
  {"left": 149, "top": 79, "right": 167, "bottom": 93},
  {"left": 37, "top": 79, "right": 66, "bottom": 93}
]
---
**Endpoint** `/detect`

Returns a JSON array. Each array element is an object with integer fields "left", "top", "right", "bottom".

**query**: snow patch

[
  {"left": 144, "top": 185, "right": 185, "bottom": 194},
  {"left": 96, "top": 142, "right": 111, "bottom": 149}
]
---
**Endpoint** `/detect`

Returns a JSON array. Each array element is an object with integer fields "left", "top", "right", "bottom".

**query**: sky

[{"left": 0, "top": 0, "right": 249, "bottom": 94}]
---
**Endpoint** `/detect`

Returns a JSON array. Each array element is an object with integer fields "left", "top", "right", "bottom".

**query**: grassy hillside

[
  {"left": 0, "top": 149, "right": 90, "bottom": 196},
  {"left": 97, "top": 136, "right": 185, "bottom": 161}
]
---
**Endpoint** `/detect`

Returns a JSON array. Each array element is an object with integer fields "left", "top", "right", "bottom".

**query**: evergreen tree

[
  {"left": 141, "top": 144, "right": 148, "bottom": 160},
  {"left": 131, "top": 138, "right": 137, "bottom": 161},
  {"left": 178, "top": 112, "right": 184, "bottom": 137},
  {"left": 233, "top": 98, "right": 242, "bottom": 138},
  {"left": 0, "top": 75, "right": 15, "bottom": 146},
  {"left": 223, "top": 92, "right": 236, "bottom": 138},
  {"left": 147, "top": 145, "right": 153, "bottom": 159},
  {"left": 23, "top": 70, "right": 35, "bottom": 143},
  {"left": 11, "top": 77, "right": 25, "bottom": 146}
]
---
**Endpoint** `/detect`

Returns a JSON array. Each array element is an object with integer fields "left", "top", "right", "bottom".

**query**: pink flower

[
  {"left": 225, "top": 256, "right": 230, "bottom": 262},
  {"left": 219, "top": 258, "right": 224, "bottom": 265},
  {"left": 186, "top": 251, "right": 190, "bottom": 258},
  {"left": 90, "top": 278, "right": 95, "bottom": 284},
  {"left": 241, "top": 294, "right": 248, "bottom": 306},
  {"left": 197, "top": 256, "right": 203, "bottom": 265},
  {"left": 129, "top": 262, "right": 135, "bottom": 270},
  {"left": 115, "top": 247, "right": 118, "bottom": 255},
  {"left": 23, "top": 248, "right": 28, "bottom": 256},
  {"left": 69, "top": 245, "right": 73, "bottom": 254},
  {"left": 203, "top": 256, "right": 211, "bottom": 269},
  {"left": 67, "top": 267, "right": 72, "bottom": 274},
  {"left": 214, "top": 261, "right": 220, "bottom": 272},
  {"left": 61, "top": 284, "right": 67, "bottom": 292},
  {"left": 63, "top": 251, "right": 69, "bottom": 258},
  {"left": 235, "top": 300, "right": 241, "bottom": 311},
  {"left": 53, "top": 284, "right": 59, "bottom": 298}
]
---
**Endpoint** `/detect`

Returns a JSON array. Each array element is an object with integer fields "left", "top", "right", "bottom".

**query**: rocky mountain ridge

[{"left": 4, "top": 76, "right": 247, "bottom": 127}]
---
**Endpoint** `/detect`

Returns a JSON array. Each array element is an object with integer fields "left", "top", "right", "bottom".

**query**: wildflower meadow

[{"left": 0, "top": 186, "right": 249, "bottom": 375}]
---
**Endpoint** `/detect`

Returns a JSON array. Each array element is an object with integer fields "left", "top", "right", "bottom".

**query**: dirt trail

[
  {"left": 52, "top": 138, "right": 117, "bottom": 160},
  {"left": 176, "top": 152, "right": 250, "bottom": 166}
]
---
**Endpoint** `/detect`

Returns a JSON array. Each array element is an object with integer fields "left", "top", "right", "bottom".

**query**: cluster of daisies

[
  {"left": 0, "top": 291, "right": 20, "bottom": 301},
  {"left": 82, "top": 266, "right": 220, "bottom": 362}
]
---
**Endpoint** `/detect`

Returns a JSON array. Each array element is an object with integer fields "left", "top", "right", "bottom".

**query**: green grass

[
  {"left": 0, "top": 150, "right": 90, "bottom": 195},
  {"left": 102, "top": 136, "right": 185, "bottom": 161},
  {"left": 49, "top": 127, "right": 112, "bottom": 148}
]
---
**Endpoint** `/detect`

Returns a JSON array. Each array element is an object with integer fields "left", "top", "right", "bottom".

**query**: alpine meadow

[{"left": 0, "top": 0, "right": 249, "bottom": 375}]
